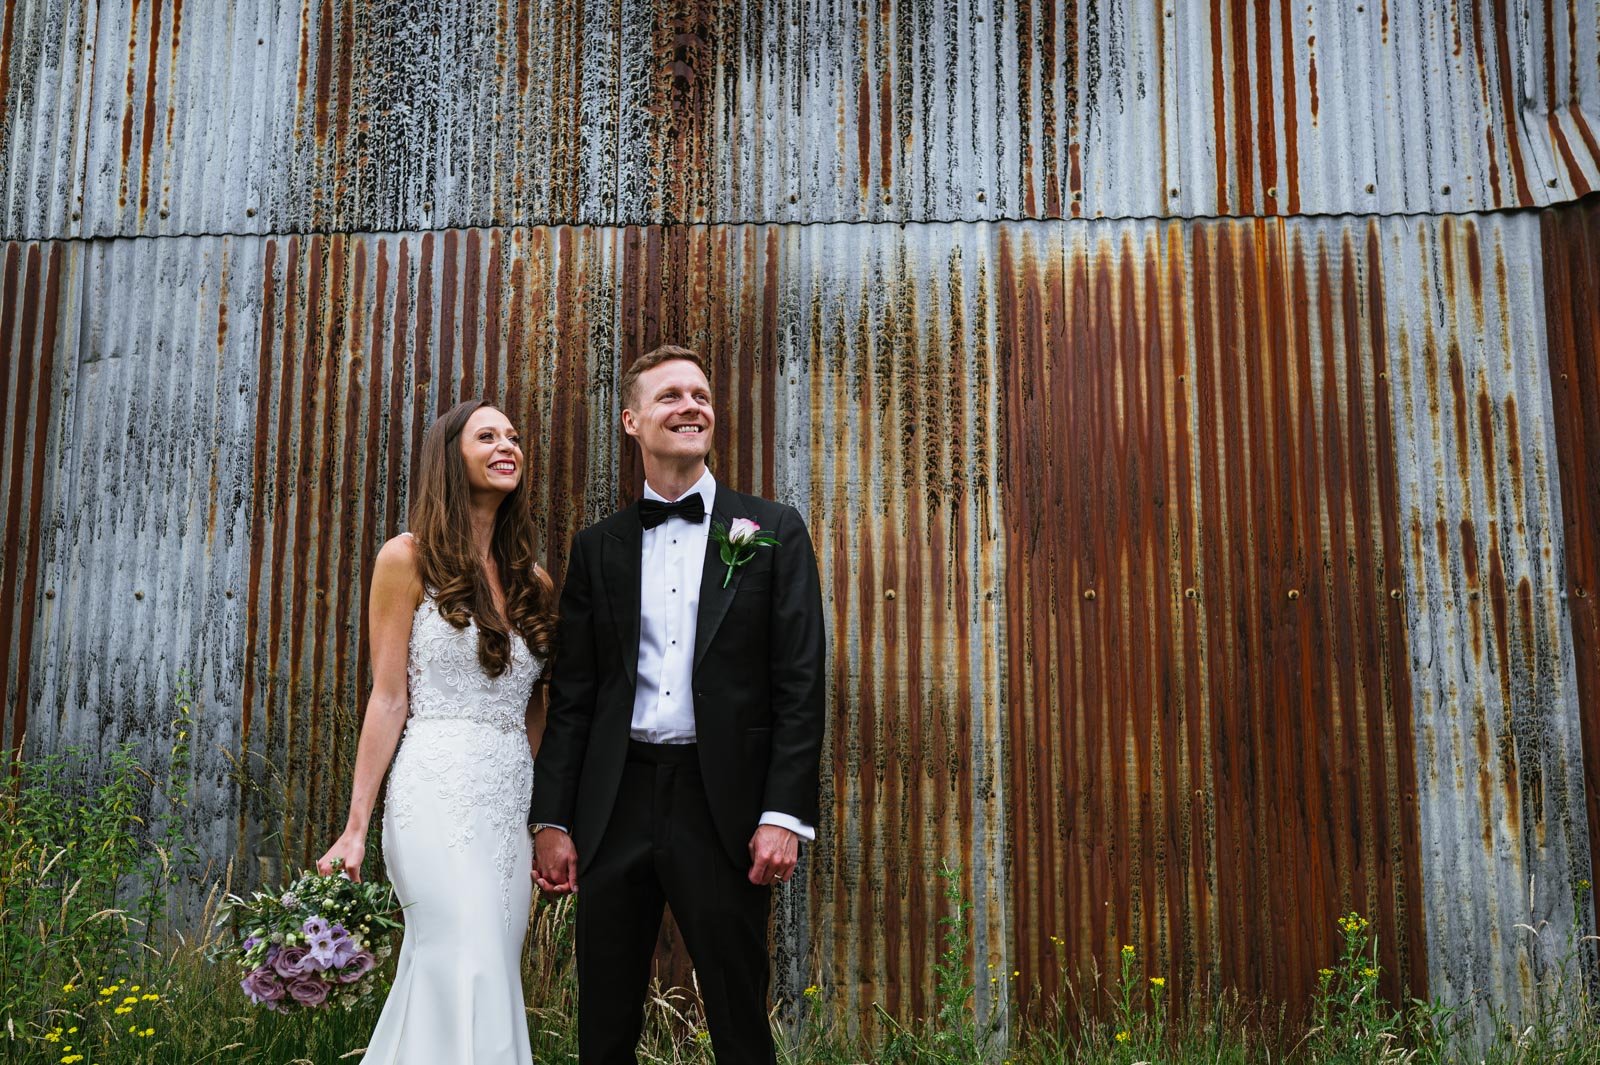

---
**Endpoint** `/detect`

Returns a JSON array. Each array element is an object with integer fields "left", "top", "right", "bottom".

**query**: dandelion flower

[{"left": 61, "top": 983, "right": 75, "bottom": 993}]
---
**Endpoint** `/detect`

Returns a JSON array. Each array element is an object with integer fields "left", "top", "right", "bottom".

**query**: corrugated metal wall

[{"left": 3, "top": 0, "right": 1598, "bottom": 1039}]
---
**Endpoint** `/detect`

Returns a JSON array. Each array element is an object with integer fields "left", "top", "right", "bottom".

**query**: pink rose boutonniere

[{"left": 710, "top": 518, "right": 779, "bottom": 587}]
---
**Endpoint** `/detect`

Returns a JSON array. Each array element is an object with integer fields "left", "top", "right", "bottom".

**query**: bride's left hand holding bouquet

[{"left": 215, "top": 859, "right": 402, "bottom": 1012}]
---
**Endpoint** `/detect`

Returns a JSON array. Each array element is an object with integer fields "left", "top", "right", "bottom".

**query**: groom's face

[{"left": 622, "top": 358, "right": 715, "bottom": 466}]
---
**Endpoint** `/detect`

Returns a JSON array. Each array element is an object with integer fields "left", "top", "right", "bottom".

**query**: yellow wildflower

[
  {"left": 1121, "top": 944, "right": 1135, "bottom": 958},
  {"left": 66, "top": 1028, "right": 76, "bottom": 1034},
  {"left": 1361, "top": 967, "right": 1378, "bottom": 980},
  {"left": 129, "top": 985, "right": 141, "bottom": 992},
  {"left": 1318, "top": 967, "right": 1335, "bottom": 978},
  {"left": 61, "top": 983, "right": 75, "bottom": 993},
  {"left": 114, "top": 1006, "right": 132, "bottom": 1015},
  {"left": 1150, "top": 976, "right": 1166, "bottom": 988},
  {"left": 803, "top": 985, "right": 821, "bottom": 999},
  {"left": 98, "top": 988, "right": 114, "bottom": 997},
  {"left": 1115, "top": 1030, "right": 1131, "bottom": 1044},
  {"left": 123, "top": 995, "right": 139, "bottom": 1004},
  {"left": 141, "top": 993, "right": 160, "bottom": 1001},
  {"left": 44, "top": 1032, "right": 61, "bottom": 1043},
  {"left": 141, "top": 1028, "right": 155, "bottom": 1037}
]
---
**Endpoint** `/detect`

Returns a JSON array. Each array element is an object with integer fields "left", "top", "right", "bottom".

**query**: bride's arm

[{"left": 317, "top": 535, "right": 422, "bottom": 882}]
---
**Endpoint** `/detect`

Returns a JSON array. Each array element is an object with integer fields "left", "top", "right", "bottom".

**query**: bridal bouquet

[{"left": 216, "top": 861, "right": 402, "bottom": 1012}]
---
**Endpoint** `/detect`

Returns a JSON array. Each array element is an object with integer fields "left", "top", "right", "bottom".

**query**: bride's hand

[{"left": 317, "top": 833, "right": 366, "bottom": 882}]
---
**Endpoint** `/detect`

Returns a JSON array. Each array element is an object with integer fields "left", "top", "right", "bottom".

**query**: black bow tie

[{"left": 638, "top": 494, "right": 706, "bottom": 529}]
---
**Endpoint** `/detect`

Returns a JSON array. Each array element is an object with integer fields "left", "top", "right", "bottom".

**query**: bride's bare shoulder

[{"left": 371, "top": 533, "right": 423, "bottom": 603}]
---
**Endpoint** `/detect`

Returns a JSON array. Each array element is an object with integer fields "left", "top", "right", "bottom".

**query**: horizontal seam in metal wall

[{"left": 7, "top": 199, "right": 1598, "bottom": 246}]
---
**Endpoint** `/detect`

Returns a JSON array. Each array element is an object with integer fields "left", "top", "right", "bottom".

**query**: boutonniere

[{"left": 710, "top": 518, "right": 779, "bottom": 588}]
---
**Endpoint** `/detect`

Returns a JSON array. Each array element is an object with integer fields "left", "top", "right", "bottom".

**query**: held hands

[
  {"left": 533, "top": 827, "right": 579, "bottom": 896},
  {"left": 316, "top": 832, "right": 366, "bottom": 882},
  {"left": 747, "top": 825, "right": 799, "bottom": 886}
]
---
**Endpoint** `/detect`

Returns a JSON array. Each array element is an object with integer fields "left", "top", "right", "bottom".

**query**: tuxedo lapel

[
  {"left": 693, "top": 491, "right": 746, "bottom": 671},
  {"left": 602, "top": 508, "right": 643, "bottom": 689}
]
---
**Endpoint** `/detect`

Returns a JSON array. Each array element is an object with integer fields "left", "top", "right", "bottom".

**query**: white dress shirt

[{"left": 633, "top": 470, "right": 814, "bottom": 842}]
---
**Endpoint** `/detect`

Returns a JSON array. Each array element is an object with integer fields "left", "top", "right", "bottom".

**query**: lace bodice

[
  {"left": 405, "top": 595, "right": 542, "bottom": 731},
  {"left": 386, "top": 551, "right": 544, "bottom": 930}
]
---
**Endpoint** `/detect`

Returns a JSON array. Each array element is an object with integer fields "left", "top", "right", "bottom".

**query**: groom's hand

[
  {"left": 747, "top": 825, "right": 798, "bottom": 886},
  {"left": 534, "top": 827, "right": 579, "bottom": 895}
]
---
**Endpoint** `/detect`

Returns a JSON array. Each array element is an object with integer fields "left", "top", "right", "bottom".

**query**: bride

[{"left": 318, "top": 399, "right": 554, "bottom": 1063}]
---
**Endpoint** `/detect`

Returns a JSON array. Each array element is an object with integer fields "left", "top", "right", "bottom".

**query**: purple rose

[
  {"left": 336, "top": 950, "right": 377, "bottom": 984},
  {"left": 240, "top": 966, "right": 285, "bottom": 1005},
  {"left": 272, "top": 945, "right": 317, "bottom": 979},
  {"left": 328, "top": 935, "right": 359, "bottom": 968},
  {"left": 287, "top": 976, "right": 331, "bottom": 1008}
]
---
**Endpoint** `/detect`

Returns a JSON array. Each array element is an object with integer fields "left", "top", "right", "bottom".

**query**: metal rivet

[
  {"left": 1469, "top": 589, "right": 1480, "bottom": 599},
  {"left": 44, "top": 590, "right": 55, "bottom": 599},
  {"left": 976, "top": 191, "right": 986, "bottom": 203},
  {"left": 1390, "top": 589, "right": 1402, "bottom": 600},
  {"left": 884, "top": 589, "right": 896, "bottom": 600},
  {"left": 1184, "top": 588, "right": 1198, "bottom": 600},
  {"left": 1378, "top": 371, "right": 1387, "bottom": 379},
  {"left": 135, "top": 590, "right": 144, "bottom": 600},
  {"left": 1365, "top": 183, "right": 1376, "bottom": 194},
  {"left": 1578, "top": 588, "right": 1589, "bottom": 599},
  {"left": 1267, "top": 186, "right": 1277, "bottom": 199},
  {"left": 1169, "top": 187, "right": 1180, "bottom": 198},
  {"left": 1287, "top": 589, "right": 1300, "bottom": 600},
  {"left": 315, "top": 589, "right": 325, "bottom": 599},
  {"left": 245, "top": 207, "right": 256, "bottom": 218},
  {"left": 1176, "top": 373, "right": 1186, "bottom": 382},
  {"left": 225, "top": 589, "right": 234, "bottom": 599},
  {"left": 1548, "top": 178, "right": 1559, "bottom": 189},
  {"left": 1083, "top": 589, "right": 1096, "bottom": 601},
  {"left": 883, "top": 193, "right": 892, "bottom": 204},
  {"left": 1440, "top": 184, "right": 1451, "bottom": 195}
]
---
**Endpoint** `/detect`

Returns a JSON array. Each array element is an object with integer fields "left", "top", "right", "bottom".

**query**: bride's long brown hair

[{"left": 407, "top": 400, "right": 556, "bottom": 677}]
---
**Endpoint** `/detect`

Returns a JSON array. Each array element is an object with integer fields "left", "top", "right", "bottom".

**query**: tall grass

[{"left": 2, "top": 680, "right": 1597, "bottom": 1063}]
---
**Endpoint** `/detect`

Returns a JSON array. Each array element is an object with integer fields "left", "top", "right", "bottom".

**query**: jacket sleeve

[
  {"left": 761, "top": 503, "right": 827, "bottom": 825},
  {"left": 530, "top": 530, "right": 598, "bottom": 828}
]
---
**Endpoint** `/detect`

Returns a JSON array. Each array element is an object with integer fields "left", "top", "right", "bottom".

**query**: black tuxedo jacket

[{"left": 531, "top": 487, "right": 826, "bottom": 872}]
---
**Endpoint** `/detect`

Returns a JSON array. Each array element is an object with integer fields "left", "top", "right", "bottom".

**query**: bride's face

[{"left": 459, "top": 407, "right": 522, "bottom": 496}]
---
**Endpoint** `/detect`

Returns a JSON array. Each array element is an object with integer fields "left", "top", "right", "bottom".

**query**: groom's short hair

[{"left": 620, "top": 344, "right": 709, "bottom": 409}]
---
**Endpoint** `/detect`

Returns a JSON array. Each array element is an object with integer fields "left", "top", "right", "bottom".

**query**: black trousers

[{"left": 576, "top": 741, "right": 776, "bottom": 1065}]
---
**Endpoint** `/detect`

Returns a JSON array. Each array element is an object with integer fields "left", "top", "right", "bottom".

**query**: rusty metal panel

[
  {"left": 233, "top": 227, "right": 626, "bottom": 882},
  {"left": 1540, "top": 198, "right": 1600, "bottom": 946},
  {"left": 999, "top": 216, "right": 1430, "bottom": 1016},
  {"left": 4, "top": 1, "right": 1598, "bottom": 239},
  {"left": 1380, "top": 211, "right": 1598, "bottom": 1040},
  {"left": 0, "top": 240, "right": 78, "bottom": 755}
]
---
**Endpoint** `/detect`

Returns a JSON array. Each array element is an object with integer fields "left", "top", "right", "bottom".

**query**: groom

[{"left": 531, "top": 345, "right": 826, "bottom": 1063}]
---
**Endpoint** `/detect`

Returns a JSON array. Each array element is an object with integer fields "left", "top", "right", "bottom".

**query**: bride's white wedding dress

[{"left": 364, "top": 549, "right": 541, "bottom": 1063}]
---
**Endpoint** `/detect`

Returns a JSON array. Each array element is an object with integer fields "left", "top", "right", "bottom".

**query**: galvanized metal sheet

[
  {"left": 3, "top": 0, "right": 1598, "bottom": 238},
  {"left": 1380, "top": 211, "right": 1598, "bottom": 1041}
]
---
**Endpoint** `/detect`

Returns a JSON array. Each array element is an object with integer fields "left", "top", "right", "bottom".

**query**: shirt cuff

[
  {"left": 531, "top": 823, "right": 569, "bottom": 836},
  {"left": 758, "top": 811, "right": 816, "bottom": 841}
]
